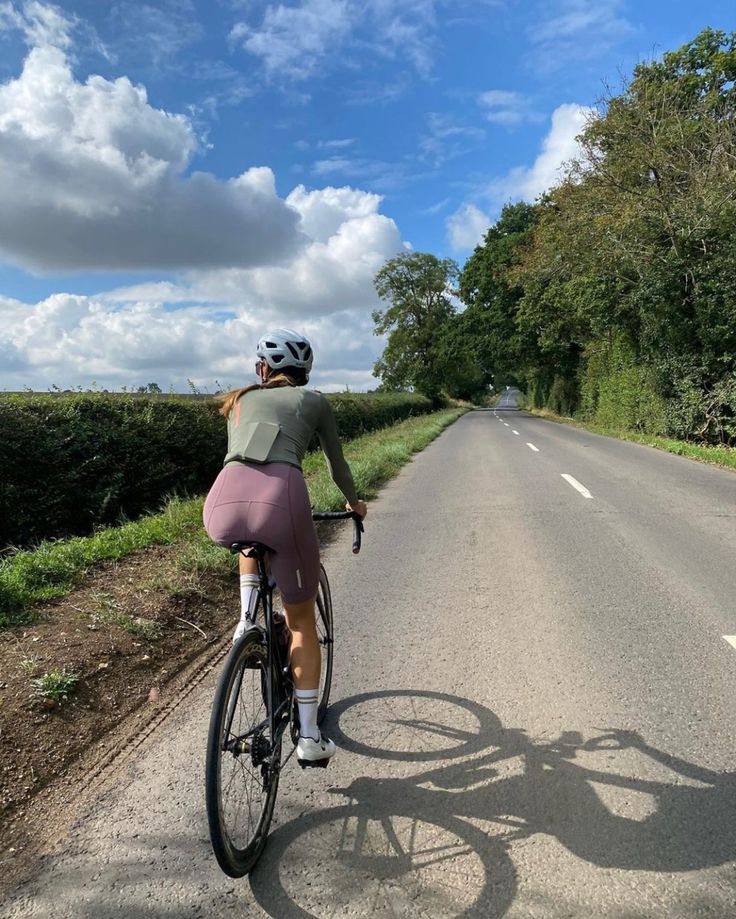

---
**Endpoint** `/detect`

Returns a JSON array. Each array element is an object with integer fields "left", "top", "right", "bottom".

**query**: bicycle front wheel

[
  {"left": 316, "top": 564, "right": 334, "bottom": 723},
  {"left": 205, "top": 629, "right": 281, "bottom": 877}
]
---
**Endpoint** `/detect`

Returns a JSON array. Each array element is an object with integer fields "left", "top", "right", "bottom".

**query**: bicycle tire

[
  {"left": 205, "top": 628, "right": 281, "bottom": 877},
  {"left": 316, "top": 564, "right": 333, "bottom": 723}
]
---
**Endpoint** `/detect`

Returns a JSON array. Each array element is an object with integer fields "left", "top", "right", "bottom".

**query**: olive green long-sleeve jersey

[{"left": 224, "top": 386, "right": 359, "bottom": 506}]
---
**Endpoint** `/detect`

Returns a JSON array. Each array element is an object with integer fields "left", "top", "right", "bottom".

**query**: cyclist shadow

[{"left": 250, "top": 689, "right": 736, "bottom": 918}]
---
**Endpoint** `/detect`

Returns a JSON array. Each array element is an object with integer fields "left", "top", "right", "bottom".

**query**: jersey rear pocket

[{"left": 239, "top": 422, "right": 280, "bottom": 462}]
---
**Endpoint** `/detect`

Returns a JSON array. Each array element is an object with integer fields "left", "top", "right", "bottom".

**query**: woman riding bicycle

[{"left": 203, "top": 328, "right": 367, "bottom": 766}]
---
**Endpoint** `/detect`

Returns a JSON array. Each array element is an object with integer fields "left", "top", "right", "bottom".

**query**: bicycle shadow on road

[{"left": 250, "top": 689, "right": 736, "bottom": 918}]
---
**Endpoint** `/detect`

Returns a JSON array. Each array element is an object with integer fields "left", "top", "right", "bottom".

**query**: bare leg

[
  {"left": 239, "top": 551, "right": 316, "bottom": 679},
  {"left": 239, "top": 553, "right": 257, "bottom": 577},
  {"left": 283, "top": 597, "right": 320, "bottom": 689},
  {"left": 231, "top": 551, "right": 261, "bottom": 642}
]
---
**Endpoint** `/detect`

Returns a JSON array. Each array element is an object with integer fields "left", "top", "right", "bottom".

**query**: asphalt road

[{"left": 6, "top": 397, "right": 736, "bottom": 918}]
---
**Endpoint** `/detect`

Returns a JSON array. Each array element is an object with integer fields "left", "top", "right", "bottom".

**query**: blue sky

[{"left": 0, "top": 0, "right": 734, "bottom": 391}]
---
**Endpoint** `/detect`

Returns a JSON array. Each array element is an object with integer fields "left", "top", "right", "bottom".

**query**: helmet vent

[
  {"left": 286, "top": 342, "right": 299, "bottom": 359},
  {"left": 265, "top": 340, "right": 277, "bottom": 348},
  {"left": 272, "top": 354, "right": 284, "bottom": 363}
]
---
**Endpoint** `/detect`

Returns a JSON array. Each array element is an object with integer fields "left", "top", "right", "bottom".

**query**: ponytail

[{"left": 217, "top": 368, "right": 309, "bottom": 418}]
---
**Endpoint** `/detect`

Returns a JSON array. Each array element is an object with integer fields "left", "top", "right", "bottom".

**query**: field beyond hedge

[{"left": 0, "top": 391, "right": 433, "bottom": 550}]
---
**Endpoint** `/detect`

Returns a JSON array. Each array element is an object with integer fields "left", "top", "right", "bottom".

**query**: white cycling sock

[
  {"left": 239, "top": 574, "right": 260, "bottom": 623},
  {"left": 295, "top": 688, "right": 320, "bottom": 741}
]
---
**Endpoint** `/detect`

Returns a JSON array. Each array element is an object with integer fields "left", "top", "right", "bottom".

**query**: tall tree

[
  {"left": 372, "top": 252, "right": 459, "bottom": 398},
  {"left": 510, "top": 29, "right": 736, "bottom": 430},
  {"left": 571, "top": 27, "right": 736, "bottom": 379},
  {"left": 457, "top": 202, "right": 538, "bottom": 389}
]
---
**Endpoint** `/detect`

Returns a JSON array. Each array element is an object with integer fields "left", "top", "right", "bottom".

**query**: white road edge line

[
  {"left": 723, "top": 636, "right": 736, "bottom": 651},
  {"left": 561, "top": 474, "right": 594, "bottom": 499},
  {"left": 527, "top": 443, "right": 539, "bottom": 452}
]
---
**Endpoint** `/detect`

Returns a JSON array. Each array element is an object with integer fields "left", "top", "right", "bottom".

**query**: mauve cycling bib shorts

[{"left": 203, "top": 462, "right": 319, "bottom": 605}]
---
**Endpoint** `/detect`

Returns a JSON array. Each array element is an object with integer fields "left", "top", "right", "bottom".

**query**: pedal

[{"left": 298, "top": 758, "right": 330, "bottom": 769}]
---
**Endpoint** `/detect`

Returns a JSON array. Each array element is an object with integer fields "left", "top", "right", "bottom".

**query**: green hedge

[
  {"left": 317, "top": 392, "right": 434, "bottom": 440},
  {"left": 0, "top": 391, "right": 432, "bottom": 549}
]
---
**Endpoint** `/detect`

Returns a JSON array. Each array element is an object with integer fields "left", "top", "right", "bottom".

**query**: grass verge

[
  {"left": 0, "top": 407, "right": 466, "bottom": 626},
  {"left": 524, "top": 406, "right": 736, "bottom": 473}
]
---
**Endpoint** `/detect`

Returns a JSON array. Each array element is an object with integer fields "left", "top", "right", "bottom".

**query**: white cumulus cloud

[
  {"left": 0, "top": 4, "right": 408, "bottom": 392},
  {"left": 490, "top": 102, "right": 593, "bottom": 202},
  {"left": 286, "top": 185, "right": 385, "bottom": 242},
  {"left": 446, "top": 103, "right": 593, "bottom": 250},
  {"left": 0, "top": 293, "right": 383, "bottom": 392},
  {"left": 188, "top": 184, "right": 404, "bottom": 317},
  {"left": 446, "top": 203, "right": 490, "bottom": 252},
  {"left": 0, "top": 20, "right": 303, "bottom": 271},
  {"left": 1, "top": 185, "right": 405, "bottom": 391}
]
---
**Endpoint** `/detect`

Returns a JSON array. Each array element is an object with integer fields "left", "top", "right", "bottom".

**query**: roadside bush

[
  {"left": 522, "top": 377, "right": 548, "bottom": 409},
  {"left": 595, "top": 368, "right": 666, "bottom": 434},
  {"left": 547, "top": 375, "right": 578, "bottom": 417},
  {"left": 322, "top": 392, "right": 434, "bottom": 439},
  {"left": 665, "top": 373, "right": 736, "bottom": 445},
  {"left": 579, "top": 338, "right": 666, "bottom": 434}
]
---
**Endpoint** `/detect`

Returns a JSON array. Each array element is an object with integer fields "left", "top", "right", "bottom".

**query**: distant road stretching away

[
  {"left": 494, "top": 386, "right": 519, "bottom": 410},
  {"left": 6, "top": 399, "right": 736, "bottom": 917}
]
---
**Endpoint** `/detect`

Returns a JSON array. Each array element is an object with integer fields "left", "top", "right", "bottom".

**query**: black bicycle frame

[
  {"left": 222, "top": 542, "right": 290, "bottom": 766},
  {"left": 223, "top": 510, "right": 362, "bottom": 761}
]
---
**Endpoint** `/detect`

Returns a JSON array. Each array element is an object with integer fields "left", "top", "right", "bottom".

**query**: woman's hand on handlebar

[{"left": 347, "top": 499, "right": 367, "bottom": 519}]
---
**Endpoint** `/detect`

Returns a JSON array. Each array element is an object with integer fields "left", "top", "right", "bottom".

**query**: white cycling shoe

[{"left": 296, "top": 733, "right": 336, "bottom": 768}]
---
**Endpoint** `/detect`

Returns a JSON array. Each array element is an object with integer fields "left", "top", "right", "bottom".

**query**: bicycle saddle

[{"left": 230, "top": 541, "right": 273, "bottom": 556}]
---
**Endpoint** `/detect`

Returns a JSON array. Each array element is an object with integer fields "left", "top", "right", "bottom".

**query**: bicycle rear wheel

[
  {"left": 316, "top": 564, "right": 333, "bottom": 724},
  {"left": 205, "top": 629, "right": 281, "bottom": 877}
]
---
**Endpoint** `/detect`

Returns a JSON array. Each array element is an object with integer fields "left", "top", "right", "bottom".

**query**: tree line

[{"left": 371, "top": 29, "right": 736, "bottom": 445}]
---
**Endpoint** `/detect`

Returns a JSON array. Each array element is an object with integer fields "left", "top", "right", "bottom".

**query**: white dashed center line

[
  {"left": 723, "top": 636, "right": 736, "bottom": 651},
  {"left": 513, "top": 430, "right": 520, "bottom": 435},
  {"left": 561, "top": 474, "right": 594, "bottom": 499},
  {"left": 527, "top": 443, "right": 539, "bottom": 452},
  {"left": 503, "top": 422, "right": 510, "bottom": 427}
]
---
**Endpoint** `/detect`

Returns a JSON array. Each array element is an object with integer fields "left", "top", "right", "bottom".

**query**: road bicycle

[{"left": 205, "top": 510, "right": 364, "bottom": 878}]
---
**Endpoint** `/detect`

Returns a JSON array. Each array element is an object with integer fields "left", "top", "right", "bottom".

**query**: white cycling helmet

[{"left": 256, "top": 328, "right": 314, "bottom": 375}]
